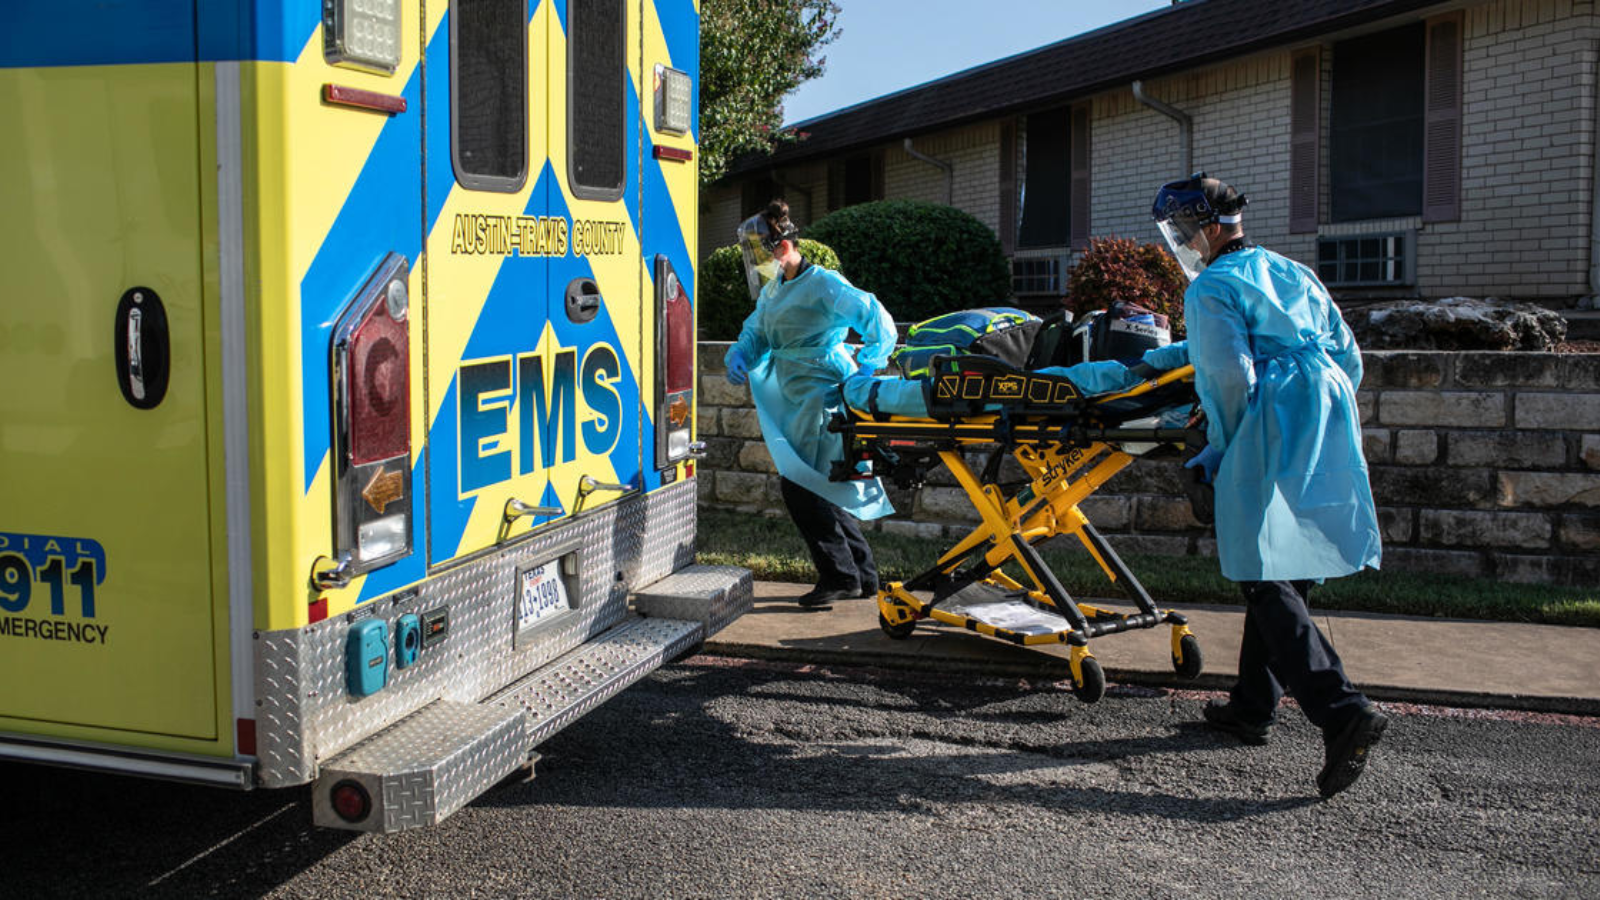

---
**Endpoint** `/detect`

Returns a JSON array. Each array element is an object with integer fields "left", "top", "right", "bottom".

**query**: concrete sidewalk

[{"left": 704, "top": 581, "right": 1600, "bottom": 715}]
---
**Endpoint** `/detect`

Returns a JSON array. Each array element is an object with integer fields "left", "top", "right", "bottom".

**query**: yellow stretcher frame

[{"left": 833, "top": 358, "right": 1206, "bottom": 702}]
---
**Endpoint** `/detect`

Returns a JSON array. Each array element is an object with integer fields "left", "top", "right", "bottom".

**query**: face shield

[
  {"left": 1155, "top": 216, "right": 1211, "bottom": 282},
  {"left": 736, "top": 214, "right": 779, "bottom": 299}
]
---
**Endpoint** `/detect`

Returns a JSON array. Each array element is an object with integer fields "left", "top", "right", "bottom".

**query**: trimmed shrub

[
  {"left": 1066, "top": 236, "right": 1188, "bottom": 337},
  {"left": 805, "top": 200, "right": 1012, "bottom": 323},
  {"left": 698, "top": 238, "right": 842, "bottom": 340}
]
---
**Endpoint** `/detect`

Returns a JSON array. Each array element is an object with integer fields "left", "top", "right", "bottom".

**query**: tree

[{"left": 699, "top": 0, "right": 840, "bottom": 187}]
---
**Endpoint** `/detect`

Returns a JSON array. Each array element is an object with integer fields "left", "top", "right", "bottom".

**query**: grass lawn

[{"left": 696, "top": 508, "right": 1600, "bottom": 628}]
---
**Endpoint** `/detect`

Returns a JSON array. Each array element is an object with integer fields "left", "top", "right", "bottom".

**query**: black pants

[
  {"left": 1230, "top": 580, "right": 1368, "bottom": 732},
  {"left": 779, "top": 477, "right": 877, "bottom": 592}
]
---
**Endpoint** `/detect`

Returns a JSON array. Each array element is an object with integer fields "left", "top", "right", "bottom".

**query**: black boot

[
  {"left": 1202, "top": 700, "right": 1272, "bottom": 746},
  {"left": 1318, "top": 706, "right": 1389, "bottom": 799}
]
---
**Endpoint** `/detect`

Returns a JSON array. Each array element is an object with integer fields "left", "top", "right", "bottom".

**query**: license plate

[{"left": 517, "top": 561, "right": 569, "bottom": 632}]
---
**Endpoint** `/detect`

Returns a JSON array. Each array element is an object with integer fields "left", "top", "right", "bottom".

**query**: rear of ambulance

[{"left": 0, "top": 0, "right": 747, "bottom": 830}]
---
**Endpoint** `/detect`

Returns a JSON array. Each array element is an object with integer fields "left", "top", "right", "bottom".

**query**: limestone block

[
  {"left": 1079, "top": 495, "right": 1132, "bottom": 531},
  {"left": 1379, "top": 391, "right": 1505, "bottom": 428},
  {"left": 1394, "top": 430, "right": 1439, "bottom": 465},
  {"left": 1584, "top": 435, "right": 1600, "bottom": 470},
  {"left": 916, "top": 486, "right": 981, "bottom": 522},
  {"left": 737, "top": 442, "right": 776, "bottom": 474},
  {"left": 1195, "top": 538, "right": 1219, "bottom": 557},
  {"left": 1560, "top": 354, "right": 1600, "bottom": 390},
  {"left": 1105, "top": 534, "right": 1190, "bottom": 557},
  {"left": 1362, "top": 429, "right": 1392, "bottom": 464},
  {"left": 698, "top": 376, "right": 750, "bottom": 408},
  {"left": 1497, "top": 472, "right": 1600, "bottom": 508},
  {"left": 1377, "top": 507, "right": 1415, "bottom": 543},
  {"left": 1448, "top": 431, "right": 1568, "bottom": 469},
  {"left": 1134, "top": 496, "right": 1204, "bottom": 532},
  {"left": 1381, "top": 547, "right": 1486, "bottom": 578},
  {"left": 1453, "top": 352, "right": 1563, "bottom": 388},
  {"left": 1489, "top": 554, "right": 1559, "bottom": 585},
  {"left": 1109, "top": 461, "right": 1184, "bottom": 495},
  {"left": 1515, "top": 392, "right": 1600, "bottom": 430},
  {"left": 1371, "top": 352, "right": 1446, "bottom": 388},
  {"left": 1369, "top": 465, "right": 1495, "bottom": 508},
  {"left": 720, "top": 407, "right": 764, "bottom": 440},
  {"left": 1357, "top": 391, "right": 1377, "bottom": 425},
  {"left": 1556, "top": 514, "right": 1600, "bottom": 552},
  {"left": 697, "top": 436, "right": 741, "bottom": 470},
  {"left": 714, "top": 471, "right": 770, "bottom": 505},
  {"left": 880, "top": 519, "right": 944, "bottom": 541},
  {"left": 1419, "top": 509, "right": 1552, "bottom": 549},
  {"left": 698, "top": 341, "right": 731, "bottom": 373},
  {"left": 696, "top": 406, "right": 721, "bottom": 437}
]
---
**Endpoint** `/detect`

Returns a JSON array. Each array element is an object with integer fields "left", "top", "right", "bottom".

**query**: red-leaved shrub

[{"left": 1066, "top": 236, "right": 1187, "bottom": 337}]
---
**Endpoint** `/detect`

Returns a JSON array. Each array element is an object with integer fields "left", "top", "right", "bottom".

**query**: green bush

[
  {"left": 698, "top": 238, "right": 841, "bottom": 340},
  {"left": 805, "top": 200, "right": 1012, "bottom": 323},
  {"left": 1066, "top": 236, "right": 1188, "bottom": 337}
]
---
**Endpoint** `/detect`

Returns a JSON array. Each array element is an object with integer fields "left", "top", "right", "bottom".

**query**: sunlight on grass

[{"left": 696, "top": 508, "right": 1599, "bottom": 627}]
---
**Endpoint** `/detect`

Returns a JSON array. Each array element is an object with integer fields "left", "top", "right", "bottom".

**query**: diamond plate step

[
  {"left": 311, "top": 700, "right": 526, "bottom": 833},
  {"left": 486, "top": 614, "right": 704, "bottom": 747},
  {"left": 632, "top": 563, "right": 752, "bottom": 638},
  {"left": 312, "top": 614, "right": 703, "bottom": 833}
]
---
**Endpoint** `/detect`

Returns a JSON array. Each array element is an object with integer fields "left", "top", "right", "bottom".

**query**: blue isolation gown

[
  {"left": 1185, "top": 247, "right": 1382, "bottom": 582},
  {"left": 726, "top": 264, "right": 897, "bottom": 519}
]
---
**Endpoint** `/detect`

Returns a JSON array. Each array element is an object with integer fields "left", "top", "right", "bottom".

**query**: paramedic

[
  {"left": 725, "top": 201, "right": 897, "bottom": 610},
  {"left": 1152, "top": 174, "right": 1387, "bottom": 800}
]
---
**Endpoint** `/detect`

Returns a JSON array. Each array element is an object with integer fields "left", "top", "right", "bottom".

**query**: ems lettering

[{"left": 457, "top": 342, "right": 628, "bottom": 497}]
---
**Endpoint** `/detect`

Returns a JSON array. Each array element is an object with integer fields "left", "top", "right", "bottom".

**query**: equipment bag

[
  {"left": 1027, "top": 301, "right": 1172, "bottom": 368},
  {"left": 892, "top": 307, "right": 1042, "bottom": 379}
]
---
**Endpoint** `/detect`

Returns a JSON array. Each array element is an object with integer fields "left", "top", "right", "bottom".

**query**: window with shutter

[
  {"left": 1329, "top": 23, "right": 1426, "bottom": 222},
  {"left": 1423, "top": 12, "right": 1463, "bottom": 223},
  {"left": 1069, "top": 104, "right": 1091, "bottom": 249},
  {"left": 1018, "top": 108, "right": 1071, "bottom": 249},
  {"left": 999, "top": 120, "right": 1017, "bottom": 255},
  {"left": 1289, "top": 47, "right": 1320, "bottom": 233}
]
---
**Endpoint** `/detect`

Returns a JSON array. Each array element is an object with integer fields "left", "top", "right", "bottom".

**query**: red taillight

[
  {"left": 346, "top": 291, "right": 410, "bottom": 466},
  {"left": 331, "top": 780, "right": 372, "bottom": 823},
  {"left": 664, "top": 275, "right": 693, "bottom": 394}
]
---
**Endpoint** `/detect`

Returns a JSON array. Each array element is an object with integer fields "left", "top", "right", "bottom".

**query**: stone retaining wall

[{"left": 695, "top": 343, "right": 1600, "bottom": 586}]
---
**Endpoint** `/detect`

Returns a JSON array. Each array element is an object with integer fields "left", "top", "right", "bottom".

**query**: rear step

[{"left": 311, "top": 565, "right": 752, "bottom": 833}]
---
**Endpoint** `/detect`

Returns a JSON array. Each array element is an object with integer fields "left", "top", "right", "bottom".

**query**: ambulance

[{"left": 0, "top": 0, "right": 748, "bottom": 832}]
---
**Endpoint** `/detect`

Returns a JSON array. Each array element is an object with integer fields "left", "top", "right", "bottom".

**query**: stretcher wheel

[
  {"left": 1173, "top": 633, "right": 1203, "bottom": 680},
  {"left": 878, "top": 612, "right": 916, "bottom": 640},
  {"left": 1072, "top": 657, "right": 1105, "bottom": 703}
]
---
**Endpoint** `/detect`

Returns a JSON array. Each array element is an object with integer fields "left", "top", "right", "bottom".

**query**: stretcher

[{"left": 830, "top": 354, "right": 1207, "bottom": 702}]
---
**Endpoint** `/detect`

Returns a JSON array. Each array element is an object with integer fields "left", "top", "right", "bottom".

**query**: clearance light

[
  {"left": 324, "top": 0, "right": 403, "bottom": 74},
  {"left": 331, "top": 780, "right": 372, "bottom": 823},
  {"left": 654, "top": 64, "right": 692, "bottom": 135}
]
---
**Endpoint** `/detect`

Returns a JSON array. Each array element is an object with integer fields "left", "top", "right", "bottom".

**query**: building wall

[
  {"left": 706, "top": 0, "right": 1600, "bottom": 305},
  {"left": 696, "top": 343, "right": 1600, "bottom": 587}
]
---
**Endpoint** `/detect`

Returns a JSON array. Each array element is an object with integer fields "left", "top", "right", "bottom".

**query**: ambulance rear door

[
  {"left": 0, "top": 2, "right": 221, "bottom": 743},
  {"left": 424, "top": 0, "right": 643, "bottom": 566}
]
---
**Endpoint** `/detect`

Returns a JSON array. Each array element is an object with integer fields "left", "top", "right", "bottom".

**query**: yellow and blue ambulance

[{"left": 0, "top": 0, "right": 747, "bottom": 832}]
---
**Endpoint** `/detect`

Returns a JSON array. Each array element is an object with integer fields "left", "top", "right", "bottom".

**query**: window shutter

[
  {"left": 1289, "top": 46, "right": 1320, "bottom": 234},
  {"left": 826, "top": 160, "right": 843, "bottom": 213},
  {"left": 1423, "top": 12, "right": 1463, "bottom": 223},
  {"left": 999, "top": 119, "right": 1017, "bottom": 254},
  {"left": 1069, "top": 104, "right": 1091, "bottom": 249}
]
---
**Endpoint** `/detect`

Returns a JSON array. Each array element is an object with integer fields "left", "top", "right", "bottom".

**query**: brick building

[{"left": 704, "top": 0, "right": 1600, "bottom": 312}]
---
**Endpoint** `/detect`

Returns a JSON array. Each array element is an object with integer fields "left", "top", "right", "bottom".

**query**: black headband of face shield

[{"left": 761, "top": 216, "right": 799, "bottom": 252}]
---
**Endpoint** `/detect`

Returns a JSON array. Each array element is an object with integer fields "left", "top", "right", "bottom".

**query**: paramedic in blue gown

[
  {"left": 1152, "top": 175, "right": 1388, "bottom": 799},
  {"left": 725, "top": 201, "right": 897, "bottom": 610}
]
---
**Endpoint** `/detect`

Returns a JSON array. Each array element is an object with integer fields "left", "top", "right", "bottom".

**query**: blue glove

[
  {"left": 855, "top": 357, "right": 880, "bottom": 378},
  {"left": 1140, "top": 341, "right": 1189, "bottom": 371},
  {"left": 726, "top": 349, "right": 749, "bottom": 386},
  {"left": 1184, "top": 445, "right": 1222, "bottom": 484}
]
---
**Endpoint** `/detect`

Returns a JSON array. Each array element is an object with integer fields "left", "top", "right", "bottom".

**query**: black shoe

[
  {"left": 796, "top": 585, "right": 854, "bottom": 610},
  {"left": 1318, "top": 706, "right": 1389, "bottom": 799},
  {"left": 1202, "top": 700, "right": 1272, "bottom": 746},
  {"left": 857, "top": 581, "right": 880, "bottom": 599}
]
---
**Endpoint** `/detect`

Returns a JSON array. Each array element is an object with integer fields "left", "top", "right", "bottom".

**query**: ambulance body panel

[{"left": 0, "top": 0, "right": 743, "bottom": 827}]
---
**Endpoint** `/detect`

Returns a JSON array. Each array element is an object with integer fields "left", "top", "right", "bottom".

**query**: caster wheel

[
  {"left": 879, "top": 612, "right": 916, "bottom": 640},
  {"left": 1073, "top": 657, "right": 1105, "bottom": 704},
  {"left": 1173, "top": 633, "right": 1203, "bottom": 680}
]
